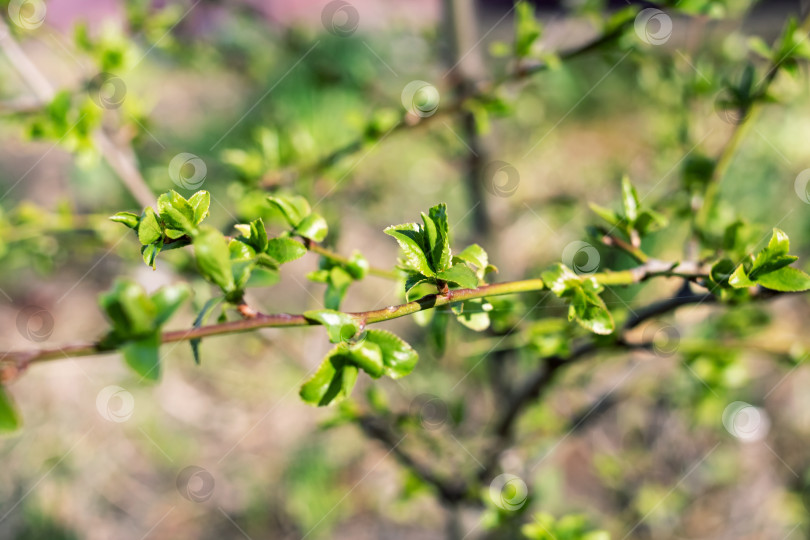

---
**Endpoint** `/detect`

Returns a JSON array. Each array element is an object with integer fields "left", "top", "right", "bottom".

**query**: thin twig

[{"left": 0, "top": 18, "right": 155, "bottom": 207}]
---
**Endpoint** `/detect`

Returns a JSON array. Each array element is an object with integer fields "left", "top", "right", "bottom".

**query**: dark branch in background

[
  {"left": 262, "top": 17, "right": 634, "bottom": 191},
  {"left": 357, "top": 415, "right": 469, "bottom": 503},
  {"left": 443, "top": 0, "right": 491, "bottom": 240}
]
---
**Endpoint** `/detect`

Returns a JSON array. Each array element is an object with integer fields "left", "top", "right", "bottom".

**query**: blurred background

[{"left": 2, "top": 0, "right": 810, "bottom": 538}]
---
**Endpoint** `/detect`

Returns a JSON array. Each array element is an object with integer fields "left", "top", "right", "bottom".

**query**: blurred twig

[{"left": 0, "top": 18, "right": 155, "bottom": 207}]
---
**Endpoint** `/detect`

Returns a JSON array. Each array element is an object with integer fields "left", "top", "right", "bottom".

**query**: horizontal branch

[{"left": 0, "top": 257, "right": 709, "bottom": 375}]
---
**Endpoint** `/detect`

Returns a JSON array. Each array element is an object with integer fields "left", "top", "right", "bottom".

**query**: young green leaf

[
  {"left": 384, "top": 222, "right": 435, "bottom": 277},
  {"left": 620, "top": 175, "right": 640, "bottom": 222},
  {"left": 122, "top": 332, "right": 161, "bottom": 381},
  {"left": 151, "top": 283, "right": 191, "bottom": 326},
  {"left": 99, "top": 279, "right": 156, "bottom": 338},
  {"left": 348, "top": 340, "right": 384, "bottom": 378},
  {"left": 157, "top": 190, "right": 197, "bottom": 235},
  {"left": 541, "top": 264, "right": 614, "bottom": 335},
  {"left": 266, "top": 237, "right": 307, "bottom": 264},
  {"left": 193, "top": 226, "right": 235, "bottom": 294},
  {"left": 436, "top": 264, "right": 479, "bottom": 289},
  {"left": 189, "top": 296, "right": 224, "bottom": 365},
  {"left": 142, "top": 241, "right": 162, "bottom": 270},
  {"left": 267, "top": 195, "right": 311, "bottom": 227},
  {"left": 423, "top": 203, "right": 451, "bottom": 272},
  {"left": 363, "top": 329, "right": 419, "bottom": 379},
  {"left": 110, "top": 211, "right": 139, "bottom": 229},
  {"left": 455, "top": 244, "right": 489, "bottom": 275},
  {"left": 295, "top": 213, "right": 328, "bottom": 242},
  {"left": 453, "top": 299, "right": 492, "bottom": 332},
  {"left": 138, "top": 207, "right": 162, "bottom": 245},
  {"left": 754, "top": 266, "right": 810, "bottom": 292},
  {"left": 304, "top": 309, "right": 361, "bottom": 343},
  {"left": 324, "top": 266, "right": 354, "bottom": 310},
  {"left": 300, "top": 350, "right": 359, "bottom": 406},
  {"left": 514, "top": 1, "right": 542, "bottom": 58},
  {"left": 345, "top": 251, "right": 369, "bottom": 280},
  {"left": 749, "top": 228, "right": 796, "bottom": 280},
  {"left": 0, "top": 387, "right": 22, "bottom": 434},
  {"left": 188, "top": 190, "right": 210, "bottom": 225}
]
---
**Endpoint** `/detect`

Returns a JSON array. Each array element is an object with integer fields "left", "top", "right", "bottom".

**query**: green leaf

[
  {"left": 99, "top": 280, "right": 156, "bottom": 337},
  {"left": 324, "top": 266, "right": 353, "bottom": 310},
  {"left": 750, "top": 228, "right": 796, "bottom": 280},
  {"left": 756, "top": 266, "right": 810, "bottom": 292},
  {"left": 728, "top": 263, "right": 756, "bottom": 289},
  {"left": 249, "top": 218, "right": 268, "bottom": 252},
  {"left": 304, "top": 309, "right": 360, "bottom": 343},
  {"left": 188, "top": 190, "right": 210, "bottom": 225},
  {"left": 110, "top": 211, "right": 139, "bottom": 229},
  {"left": 346, "top": 251, "right": 369, "bottom": 280},
  {"left": 363, "top": 329, "right": 419, "bottom": 379},
  {"left": 710, "top": 258, "right": 736, "bottom": 287},
  {"left": 299, "top": 349, "right": 359, "bottom": 406},
  {"left": 122, "top": 333, "right": 161, "bottom": 381},
  {"left": 621, "top": 175, "right": 640, "bottom": 223},
  {"left": 151, "top": 284, "right": 191, "bottom": 326},
  {"left": 138, "top": 207, "right": 162, "bottom": 245},
  {"left": 634, "top": 209, "right": 668, "bottom": 236},
  {"left": 231, "top": 259, "right": 256, "bottom": 290},
  {"left": 514, "top": 1, "right": 542, "bottom": 58},
  {"left": 267, "top": 195, "right": 311, "bottom": 227},
  {"left": 0, "top": 387, "right": 22, "bottom": 434},
  {"left": 422, "top": 203, "right": 451, "bottom": 272},
  {"left": 569, "top": 279, "right": 614, "bottom": 335},
  {"left": 454, "top": 299, "right": 492, "bottom": 331},
  {"left": 295, "top": 213, "right": 328, "bottom": 242},
  {"left": 157, "top": 190, "right": 196, "bottom": 235},
  {"left": 405, "top": 272, "right": 432, "bottom": 298},
  {"left": 384, "top": 222, "right": 435, "bottom": 277},
  {"left": 541, "top": 263, "right": 580, "bottom": 296},
  {"left": 348, "top": 341, "right": 384, "bottom": 378},
  {"left": 246, "top": 267, "right": 280, "bottom": 288},
  {"left": 193, "top": 226, "right": 235, "bottom": 294},
  {"left": 189, "top": 296, "right": 224, "bottom": 365},
  {"left": 229, "top": 239, "right": 256, "bottom": 261},
  {"left": 437, "top": 264, "right": 479, "bottom": 289},
  {"left": 541, "top": 264, "right": 613, "bottom": 335},
  {"left": 266, "top": 237, "right": 307, "bottom": 264},
  {"left": 141, "top": 240, "right": 162, "bottom": 269},
  {"left": 455, "top": 244, "right": 488, "bottom": 273},
  {"left": 588, "top": 203, "right": 622, "bottom": 228}
]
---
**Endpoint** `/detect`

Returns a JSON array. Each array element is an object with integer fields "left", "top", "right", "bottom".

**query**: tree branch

[{"left": 0, "top": 18, "right": 155, "bottom": 208}]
